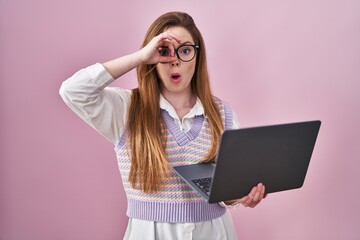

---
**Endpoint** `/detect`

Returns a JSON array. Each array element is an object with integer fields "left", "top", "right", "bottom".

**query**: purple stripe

[
  {"left": 223, "top": 102, "right": 233, "bottom": 130},
  {"left": 115, "top": 132, "right": 127, "bottom": 150},
  {"left": 127, "top": 198, "right": 226, "bottom": 223}
]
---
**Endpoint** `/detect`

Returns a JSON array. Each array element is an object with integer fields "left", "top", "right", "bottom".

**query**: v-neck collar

[{"left": 161, "top": 110, "right": 204, "bottom": 146}]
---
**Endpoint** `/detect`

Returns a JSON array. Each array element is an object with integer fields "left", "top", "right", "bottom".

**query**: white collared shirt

[
  {"left": 59, "top": 63, "right": 241, "bottom": 237},
  {"left": 60, "top": 63, "right": 240, "bottom": 146},
  {"left": 159, "top": 94, "right": 205, "bottom": 132}
]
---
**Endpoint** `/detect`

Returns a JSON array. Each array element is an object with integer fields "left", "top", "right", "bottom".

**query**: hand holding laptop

[
  {"left": 173, "top": 121, "right": 321, "bottom": 204},
  {"left": 224, "top": 183, "right": 266, "bottom": 208}
]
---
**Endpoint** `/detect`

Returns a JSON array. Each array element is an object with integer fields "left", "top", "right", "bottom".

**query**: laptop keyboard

[{"left": 192, "top": 177, "right": 213, "bottom": 196}]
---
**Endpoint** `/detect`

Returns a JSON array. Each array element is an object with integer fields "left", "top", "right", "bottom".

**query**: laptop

[{"left": 173, "top": 120, "right": 321, "bottom": 203}]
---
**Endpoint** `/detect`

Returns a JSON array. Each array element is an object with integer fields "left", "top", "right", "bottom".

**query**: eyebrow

[
  {"left": 174, "top": 41, "right": 196, "bottom": 49},
  {"left": 160, "top": 41, "right": 196, "bottom": 49}
]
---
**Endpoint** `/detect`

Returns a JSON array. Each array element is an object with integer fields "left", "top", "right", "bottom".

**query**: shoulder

[
  {"left": 212, "top": 97, "right": 238, "bottom": 129},
  {"left": 212, "top": 96, "right": 232, "bottom": 112}
]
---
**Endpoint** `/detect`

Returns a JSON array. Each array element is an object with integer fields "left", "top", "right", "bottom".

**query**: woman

[{"left": 60, "top": 11, "right": 265, "bottom": 240}]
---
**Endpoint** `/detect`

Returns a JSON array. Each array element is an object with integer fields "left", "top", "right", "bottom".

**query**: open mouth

[
  {"left": 170, "top": 73, "right": 181, "bottom": 83},
  {"left": 171, "top": 73, "right": 181, "bottom": 80}
]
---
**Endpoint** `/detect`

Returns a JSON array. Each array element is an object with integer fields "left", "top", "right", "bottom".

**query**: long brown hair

[{"left": 127, "top": 12, "right": 224, "bottom": 192}]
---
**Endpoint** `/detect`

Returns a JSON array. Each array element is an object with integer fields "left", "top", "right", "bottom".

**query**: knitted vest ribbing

[{"left": 114, "top": 101, "right": 233, "bottom": 223}]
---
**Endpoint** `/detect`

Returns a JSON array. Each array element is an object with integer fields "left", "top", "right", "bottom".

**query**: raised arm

[
  {"left": 59, "top": 63, "right": 131, "bottom": 145},
  {"left": 103, "top": 31, "right": 181, "bottom": 79},
  {"left": 59, "top": 31, "right": 181, "bottom": 144}
]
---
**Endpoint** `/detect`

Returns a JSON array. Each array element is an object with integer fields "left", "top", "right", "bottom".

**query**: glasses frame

[{"left": 159, "top": 44, "right": 199, "bottom": 62}]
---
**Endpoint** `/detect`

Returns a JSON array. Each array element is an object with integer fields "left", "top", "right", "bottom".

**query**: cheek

[
  {"left": 156, "top": 65, "right": 166, "bottom": 80},
  {"left": 187, "top": 62, "right": 196, "bottom": 79}
]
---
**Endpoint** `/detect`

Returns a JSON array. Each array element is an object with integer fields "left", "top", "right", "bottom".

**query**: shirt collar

[{"left": 159, "top": 94, "right": 205, "bottom": 120}]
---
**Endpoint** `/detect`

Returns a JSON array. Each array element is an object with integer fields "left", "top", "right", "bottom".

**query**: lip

[{"left": 170, "top": 73, "right": 181, "bottom": 83}]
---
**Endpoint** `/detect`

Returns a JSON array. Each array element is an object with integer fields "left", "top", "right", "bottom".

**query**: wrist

[{"left": 131, "top": 50, "right": 145, "bottom": 66}]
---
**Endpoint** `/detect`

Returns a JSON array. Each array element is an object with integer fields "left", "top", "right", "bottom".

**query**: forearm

[{"left": 102, "top": 51, "right": 143, "bottom": 79}]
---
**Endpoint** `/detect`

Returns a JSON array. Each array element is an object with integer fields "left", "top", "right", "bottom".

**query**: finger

[
  {"left": 239, "top": 195, "right": 250, "bottom": 207},
  {"left": 258, "top": 191, "right": 264, "bottom": 201},
  {"left": 249, "top": 186, "right": 257, "bottom": 198},
  {"left": 247, "top": 184, "right": 262, "bottom": 206},
  {"left": 260, "top": 185, "right": 266, "bottom": 200},
  {"left": 157, "top": 31, "right": 182, "bottom": 58},
  {"left": 161, "top": 31, "right": 181, "bottom": 44},
  {"left": 239, "top": 195, "right": 248, "bottom": 204},
  {"left": 253, "top": 191, "right": 261, "bottom": 202},
  {"left": 247, "top": 186, "right": 258, "bottom": 204},
  {"left": 246, "top": 195, "right": 253, "bottom": 206},
  {"left": 252, "top": 186, "right": 267, "bottom": 207},
  {"left": 158, "top": 56, "right": 177, "bottom": 64},
  {"left": 158, "top": 32, "right": 181, "bottom": 48},
  {"left": 254, "top": 183, "right": 263, "bottom": 202},
  {"left": 244, "top": 187, "right": 255, "bottom": 205},
  {"left": 168, "top": 43, "right": 176, "bottom": 57}
]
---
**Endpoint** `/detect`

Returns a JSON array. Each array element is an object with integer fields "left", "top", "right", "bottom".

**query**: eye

[
  {"left": 159, "top": 47, "right": 170, "bottom": 56},
  {"left": 179, "top": 46, "right": 192, "bottom": 55}
]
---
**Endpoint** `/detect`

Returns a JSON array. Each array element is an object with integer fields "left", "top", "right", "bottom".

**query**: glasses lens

[{"left": 177, "top": 45, "right": 196, "bottom": 62}]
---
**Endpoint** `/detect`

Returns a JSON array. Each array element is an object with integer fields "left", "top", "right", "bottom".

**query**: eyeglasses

[{"left": 159, "top": 44, "right": 199, "bottom": 62}]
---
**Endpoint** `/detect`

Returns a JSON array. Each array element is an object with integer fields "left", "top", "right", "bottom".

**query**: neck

[{"left": 161, "top": 89, "right": 196, "bottom": 120}]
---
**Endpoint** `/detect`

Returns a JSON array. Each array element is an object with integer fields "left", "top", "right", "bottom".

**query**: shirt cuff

[{"left": 219, "top": 201, "right": 240, "bottom": 209}]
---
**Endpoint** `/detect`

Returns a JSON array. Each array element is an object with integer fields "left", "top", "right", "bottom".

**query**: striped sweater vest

[{"left": 115, "top": 101, "right": 233, "bottom": 223}]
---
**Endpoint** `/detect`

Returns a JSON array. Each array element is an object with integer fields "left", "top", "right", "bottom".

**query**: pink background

[{"left": 1, "top": 0, "right": 359, "bottom": 239}]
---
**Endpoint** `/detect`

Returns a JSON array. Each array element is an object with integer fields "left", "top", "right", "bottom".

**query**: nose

[
  {"left": 171, "top": 59, "right": 180, "bottom": 66},
  {"left": 171, "top": 51, "right": 180, "bottom": 66}
]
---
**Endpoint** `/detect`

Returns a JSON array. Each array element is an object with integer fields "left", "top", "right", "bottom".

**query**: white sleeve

[
  {"left": 59, "top": 63, "right": 131, "bottom": 145},
  {"left": 232, "top": 109, "right": 240, "bottom": 129}
]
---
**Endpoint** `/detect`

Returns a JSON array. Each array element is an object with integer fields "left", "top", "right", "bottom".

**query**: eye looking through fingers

[
  {"left": 159, "top": 46, "right": 170, "bottom": 57},
  {"left": 157, "top": 31, "right": 181, "bottom": 57},
  {"left": 158, "top": 45, "right": 176, "bottom": 63}
]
